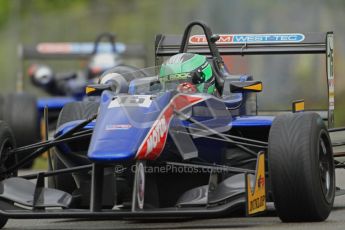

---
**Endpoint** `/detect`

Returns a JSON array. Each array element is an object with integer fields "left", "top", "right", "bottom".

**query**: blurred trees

[{"left": 0, "top": 0, "right": 345, "bottom": 125}]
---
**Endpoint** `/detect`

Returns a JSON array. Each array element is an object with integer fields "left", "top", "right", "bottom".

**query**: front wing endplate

[{"left": 245, "top": 151, "right": 266, "bottom": 216}]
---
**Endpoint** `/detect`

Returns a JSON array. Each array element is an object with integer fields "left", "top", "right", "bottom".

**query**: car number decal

[{"left": 108, "top": 95, "right": 152, "bottom": 108}]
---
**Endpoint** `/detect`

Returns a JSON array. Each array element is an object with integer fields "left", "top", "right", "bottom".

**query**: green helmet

[{"left": 159, "top": 53, "right": 215, "bottom": 94}]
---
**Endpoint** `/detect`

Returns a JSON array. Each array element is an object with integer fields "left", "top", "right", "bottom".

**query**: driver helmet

[
  {"left": 159, "top": 53, "right": 215, "bottom": 94},
  {"left": 28, "top": 64, "right": 54, "bottom": 86}
]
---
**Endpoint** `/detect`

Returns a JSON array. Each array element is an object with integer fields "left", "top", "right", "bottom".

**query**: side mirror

[
  {"left": 86, "top": 84, "right": 113, "bottom": 96},
  {"left": 230, "top": 81, "right": 263, "bottom": 93},
  {"left": 86, "top": 73, "right": 129, "bottom": 96}
]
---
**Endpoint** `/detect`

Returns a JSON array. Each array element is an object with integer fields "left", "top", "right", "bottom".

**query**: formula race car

[
  {"left": 0, "top": 21, "right": 340, "bottom": 228},
  {"left": 0, "top": 32, "right": 147, "bottom": 168}
]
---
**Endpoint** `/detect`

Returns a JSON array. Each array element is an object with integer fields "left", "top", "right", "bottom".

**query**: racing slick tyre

[
  {"left": 0, "top": 121, "right": 17, "bottom": 228},
  {"left": 49, "top": 101, "right": 98, "bottom": 194},
  {"left": 268, "top": 112, "right": 335, "bottom": 222},
  {"left": 99, "top": 64, "right": 147, "bottom": 94},
  {"left": 105, "top": 64, "right": 147, "bottom": 80},
  {"left": 3, "top": 92, "right": 39, "bottom": 169}
]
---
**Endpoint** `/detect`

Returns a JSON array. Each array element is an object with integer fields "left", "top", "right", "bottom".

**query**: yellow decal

[
  {"left": 243, "top": 83, "right": 262, "bottom": 91},
  {"left": 40, "top": 118, "right": 48, "bottom": 159},
  {"left": 246, "top": 151, "right": 266, "bottom": 215},
  {"left": 86, "top": 86, "right": 96, "bottom": 95},
  {"left": 293, "top": 100, "right": 304, "bottom": 113}
]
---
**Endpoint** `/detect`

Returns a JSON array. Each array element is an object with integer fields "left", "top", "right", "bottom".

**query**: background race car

[{"left": 0, "top": 33, "right": 147, "bottom": 168}]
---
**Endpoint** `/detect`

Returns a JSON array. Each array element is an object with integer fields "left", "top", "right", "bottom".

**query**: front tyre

[
  {"left": 268, "top": 112, "right": 335, "bottom": 222},
  {"left": 0, "top": 121, "right": 17, "bottom": 228},
  {"left": 49, "top": 101, "right": 98, "bottom": 194},
  {"left": 3, "top": 93, "right": 39, "bottom": 169}
]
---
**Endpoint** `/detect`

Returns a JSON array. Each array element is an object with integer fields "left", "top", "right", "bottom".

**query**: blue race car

[{"left": 0, "top": 21, "right": 339, "bottom": 228}]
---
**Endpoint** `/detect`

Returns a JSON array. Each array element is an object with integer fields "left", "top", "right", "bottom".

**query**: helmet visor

[{"left": 160, "top": 72, "right": 204, "bottom": 91}]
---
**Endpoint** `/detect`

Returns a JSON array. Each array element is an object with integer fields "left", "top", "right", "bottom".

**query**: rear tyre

[
  {"left": 0, "top": 121, "right": 17, "bottom": 229},
  {"left": 0, "top": 216, "right": 7, "bottom": 230},
  {"left": 3, "top": 92, "right": 39, "bottom": 168},
  {"left": 100, "top": 65, "right": 147, "bottom": 83},
  {"left": 49, "top": 101, "right": 98, "bottom": 194},
  {"left": 105, "top": 65, "right": 147, "bottom": 81},
  {"left": 268, "top": 112, "right": 335, "bottom": 222}
]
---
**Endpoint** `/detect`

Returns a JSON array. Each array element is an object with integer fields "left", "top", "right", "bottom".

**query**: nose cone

[
  {"left": 87, "top": 123, "right": 145, "bottom": 161},
  {"left": 87, "top": 91, "right": 204, "bottom": 162},
  {"left": 87, "top": 91, "right": 166, "bottom": 162}
]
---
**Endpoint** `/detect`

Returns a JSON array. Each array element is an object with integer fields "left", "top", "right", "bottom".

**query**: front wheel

[
  {"left": 3, "top": 93, "right": 39, "bottom": 169},
  {"left": 0, "top": 121, "right": 17, "bottom": 228},
  {"left": 49, "top": 101, "right": 98, "bottom": 194},
  {"left": 268, "top": 112, "right": 335, "bottom": 222}
]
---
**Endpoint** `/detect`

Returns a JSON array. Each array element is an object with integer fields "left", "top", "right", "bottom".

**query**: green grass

[{"left": 32, "top": 157, "right": 48, "bottom": 170}]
